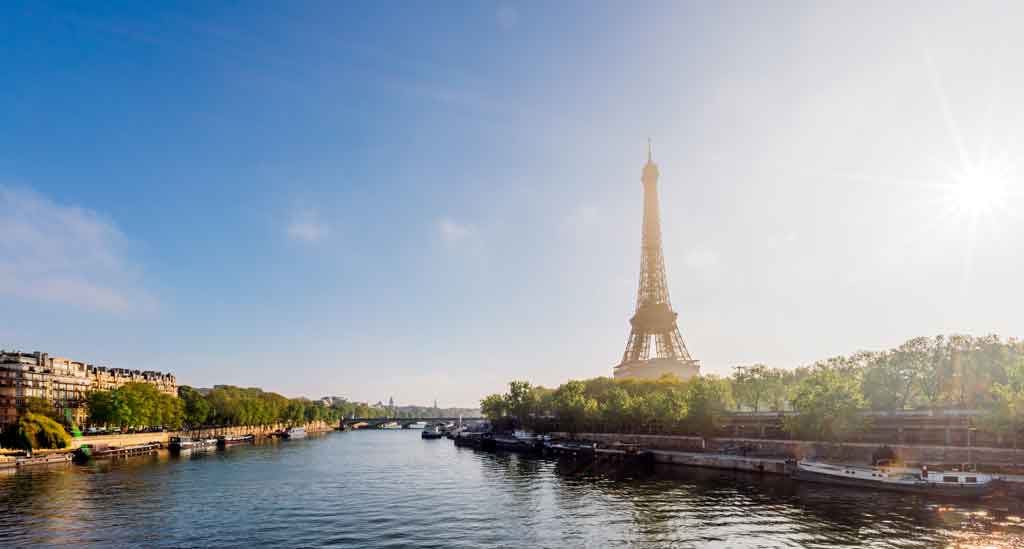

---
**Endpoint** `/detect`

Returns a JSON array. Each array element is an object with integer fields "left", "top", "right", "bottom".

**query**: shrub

[{"left": 1, "top": 412, "right": 72, "bottom": 450}]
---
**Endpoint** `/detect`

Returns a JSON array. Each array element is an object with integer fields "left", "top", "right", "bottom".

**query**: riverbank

[
  {"left": 553, "top": 432, "right": 1024, "bottom": 475},
  {"left": 71, "top": 420, "right": 337, "bottom": 449},
  {"left": 0, "top": 420, "right": 339, "bottom": 455}
]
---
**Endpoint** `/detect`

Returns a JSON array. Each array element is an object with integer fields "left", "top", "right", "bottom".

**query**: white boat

[
  {"left": 793, "top": 460, "right": 996, "bottom": 497},
  {"left": 380, "top": 422, "right": 403, "bottom": 430},
  {"left": 194, "top": 438, "right": 219, "bottom": 451},
  {"left": 283, "top": 427, "right": 306, "bottom": 439},
  {"left": 405, "top": 421, "right": 427, "bottom": 430},
  {"left": 168, "top": 436, "right": 197, "bottom": 452}
]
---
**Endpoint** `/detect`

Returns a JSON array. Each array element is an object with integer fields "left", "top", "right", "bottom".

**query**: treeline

[
  {"left": 482, "top": 334, "right": 1024, "bottom": 442},
  {"left": 480, "top": 377, "right": 733, "bottom": 437},
  {"left": 87, "top": 383, "right": 184, "bottom": 429},
  {"left": 320, "top": 398, "right": 478, "bottom": 419},
  {"left": 83, "top": 384, "right": 391, "bottom": 430},
  {"left": 177, "top": 386, "right": 351, "bottom": 428},
  {"left": 731, "top": 335, "right": 1024, "bottom": 413},
  {"left": 389, "top": 406, "right": 481, "bottom": 419}
]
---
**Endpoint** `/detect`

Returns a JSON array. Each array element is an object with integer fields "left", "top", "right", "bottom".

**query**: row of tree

[
  {"left": 87, "top": 383, "right": 184, "bottom": 429},
  {"left": 482, "top": 334, "right": 1024, "bottom": 442},
  {"left": 82, "top": 384, "right": 395, "bottom": 430},
  {"left": 2, "top": 385, "right": 397, "bottom": 449},
  {"left": 730, "top": 335, "right": 1024, "bottom": 413},
  {"left": 480, "top": 376, "right": 734, "bottom": 437}
]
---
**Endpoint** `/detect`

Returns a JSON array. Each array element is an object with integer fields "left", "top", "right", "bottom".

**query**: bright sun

[{"left": 946, "top": 156, "right": 1011, "bottom": 218}]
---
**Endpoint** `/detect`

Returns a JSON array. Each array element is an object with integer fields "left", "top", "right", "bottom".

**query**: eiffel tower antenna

[{"left": 614, "top": 141, "right": 700, "bottom": 380}]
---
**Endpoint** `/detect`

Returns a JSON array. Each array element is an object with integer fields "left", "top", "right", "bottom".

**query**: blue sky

[{"left": 2, "top": 2, "right": 1022, "bottom": 406}]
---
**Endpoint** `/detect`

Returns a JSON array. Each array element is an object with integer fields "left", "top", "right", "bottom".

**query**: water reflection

[{"left": 1, "top": 432, "right": 1023, "bottom": 548}]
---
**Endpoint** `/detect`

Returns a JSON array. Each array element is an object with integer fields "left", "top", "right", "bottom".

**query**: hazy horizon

[{"left": 2, "top": 2, "right": 1022, "bottom": 407}]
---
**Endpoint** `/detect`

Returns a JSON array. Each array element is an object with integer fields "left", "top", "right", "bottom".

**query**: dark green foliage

[
  {"left": 1, "top": 412, "right": 72, "bottom": 450},
  {"left": 167, "top": 386, "right": 394, "bottom": 428},
  {"left": 178, "top": 386, "right": 211, "bottom": 428},
  {"left": 86, "top": 383, "right": 183, "bottom": 430},
  {"left": 484, "top": 334, "right": 1024, "bottom": 441},
  {"left": 482, "top": 375, "right": 733, "bottom": 436},
  {"left": 784, "top": 365, "right": 868, "bottom": 441}
]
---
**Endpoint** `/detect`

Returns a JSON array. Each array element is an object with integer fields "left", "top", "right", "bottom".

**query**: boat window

[
  {"left": 942, "top": 476, "right": 959, "bottom": 483},
  {"left": 965, "top": 477, "right": 977, "bottom": 483}
]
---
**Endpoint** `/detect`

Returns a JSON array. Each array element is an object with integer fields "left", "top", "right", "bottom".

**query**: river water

[{"left": 2, "top": 430, "right": 1023, "bottom": 548}]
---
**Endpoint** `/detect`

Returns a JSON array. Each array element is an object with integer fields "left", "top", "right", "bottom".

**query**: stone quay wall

[
  {"left": 555, "top": 432, "right": 1024, "bottom": 473},
  {"left": 69, "top": 420, "right": 337, "bottom": 449}
]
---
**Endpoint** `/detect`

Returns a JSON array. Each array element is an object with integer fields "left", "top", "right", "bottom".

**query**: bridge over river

[{"left": 341, "top": 417, "right": 485, "bottom": 429}]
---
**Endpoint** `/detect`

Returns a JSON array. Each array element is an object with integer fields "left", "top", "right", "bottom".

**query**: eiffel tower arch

[{"left": 614, "top": 142, "right": 700, "bottom": 381}]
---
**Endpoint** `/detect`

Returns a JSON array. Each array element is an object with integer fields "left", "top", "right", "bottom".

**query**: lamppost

[{"left": 967, "top": 424, "right": 977, "bottom": 470}]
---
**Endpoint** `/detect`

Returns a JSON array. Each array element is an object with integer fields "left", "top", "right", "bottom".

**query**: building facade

[{"left": 0, "top": 351, "right": 177, "bottom": 427}]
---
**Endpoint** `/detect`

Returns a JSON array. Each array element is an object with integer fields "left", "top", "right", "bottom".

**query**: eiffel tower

[{"left": 614, "top": 141, "right": 700, "bottom": 381}]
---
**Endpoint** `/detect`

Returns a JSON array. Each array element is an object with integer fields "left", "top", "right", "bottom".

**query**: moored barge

[
  {"left": 217, "top": 434, "right": 255, "bottom": 447},
  {"left": 793, "top": 460, "right": 996, "bottom": 498},
  {"left": 282, "top": 427, "right": 306, "bottom": 439},
  {"left": 73, "top": 443, "right": 160, "bottom": 463},
  {"left": 16, "top": 453, "right": 73, "bottom": 467}
]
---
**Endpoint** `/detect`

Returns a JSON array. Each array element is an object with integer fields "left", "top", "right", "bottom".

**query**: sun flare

[{"left": 948, "top": 160, "right": 1010, "bottom": 217}]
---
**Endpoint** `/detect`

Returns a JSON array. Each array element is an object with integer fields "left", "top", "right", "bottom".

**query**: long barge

[
  {"left": 17, "top": 454, "right": 73, "bottom": 467},
  {"left": 792, "top": 460, "right": 996, "bottom": 498},
  {"left": 73, "top": 442, "right": 161, "bottom": 463},
  {"left": 218, "top": 434, "right": 255, "bottom": 447}
]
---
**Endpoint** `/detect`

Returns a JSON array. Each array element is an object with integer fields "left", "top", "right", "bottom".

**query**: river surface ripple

[{"left": 2, "top": 430, "right": 1024, "bottom": 548}]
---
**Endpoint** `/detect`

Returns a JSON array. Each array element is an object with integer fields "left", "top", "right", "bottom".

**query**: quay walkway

[{"left": 648, "top": 449, "right": 791, "bottom": 475}]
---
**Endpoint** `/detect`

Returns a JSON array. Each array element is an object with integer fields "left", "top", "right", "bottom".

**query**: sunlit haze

[{"left": 2, "top": 2, "right": 1022, "bottom": 407}]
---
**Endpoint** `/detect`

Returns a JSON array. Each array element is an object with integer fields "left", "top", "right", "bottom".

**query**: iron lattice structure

[{"left": 619, "top": 144, "right": 694, "bottom": 365}]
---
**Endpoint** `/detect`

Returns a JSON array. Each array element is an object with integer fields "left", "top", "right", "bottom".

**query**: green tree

[
  {"left": 599, "top": 386, "right": 633, "bottom": 433},
  {"left": 551, "top": 380, "right": 597, "bottom": 433},
  {"left": 480, "top": 393, "right": 506, "bottom": 422},
  {"left": 732, "top": 364, "right": 780, "bottom": 412},
  {"left": 1, "top": 412, "right": 71, "bottom": 450},
  {"left": 861, "top": 350, "right": 917, "bottom": 411},
  {"left": 505, "top": 381, "right": 537, "bottom": 427},
  {"left": 178, "top": 386, "right": 211, "bottom": 427},
  {"left": 647, "top": 387, "right": 688, "bottom": 433},
  {"left": 785, "top": 365, "right": 868, "bottom": 441},
  {"left": 979, "top": 383, "right": 1024, "bottom": 447},
  {"left": 683, "top": 376, "right": 733, "bottom": 437},
  {"left": 85, "top": 390, "right": 115, "bottom": 427}
]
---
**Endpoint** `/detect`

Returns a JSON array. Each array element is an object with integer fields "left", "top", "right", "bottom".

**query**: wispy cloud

[
  {"left": 286, "top": 210, "right": 329, "bottom": 243},
  {"left": 437, "top": 217, "right": 474, "bottom": 245},
  {"left": 0, "top": 185, "right": 154, "bottom": 313}
]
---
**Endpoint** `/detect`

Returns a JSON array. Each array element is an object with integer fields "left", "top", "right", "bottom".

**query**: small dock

[
  {"left": 648, "top": 449, "right": 792, "bottom": 475},
  {"left": 16, "top": 454, "right": 72, "bottom": 468},
  {"left": 75, "top": 442, "right": 161, "bottom": 462}
]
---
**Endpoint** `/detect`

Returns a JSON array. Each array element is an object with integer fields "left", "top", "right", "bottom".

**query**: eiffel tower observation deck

[{"left": 614, "top": 142, "right": 700, "bottom": 381}]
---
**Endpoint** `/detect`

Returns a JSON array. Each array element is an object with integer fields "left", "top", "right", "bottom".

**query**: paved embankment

[
  {"left": 69, "top": 420, "right": 337, "bottom": 449},
  {"left": 555, "top": 432, "right": 1024, "bottom": 474}
]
